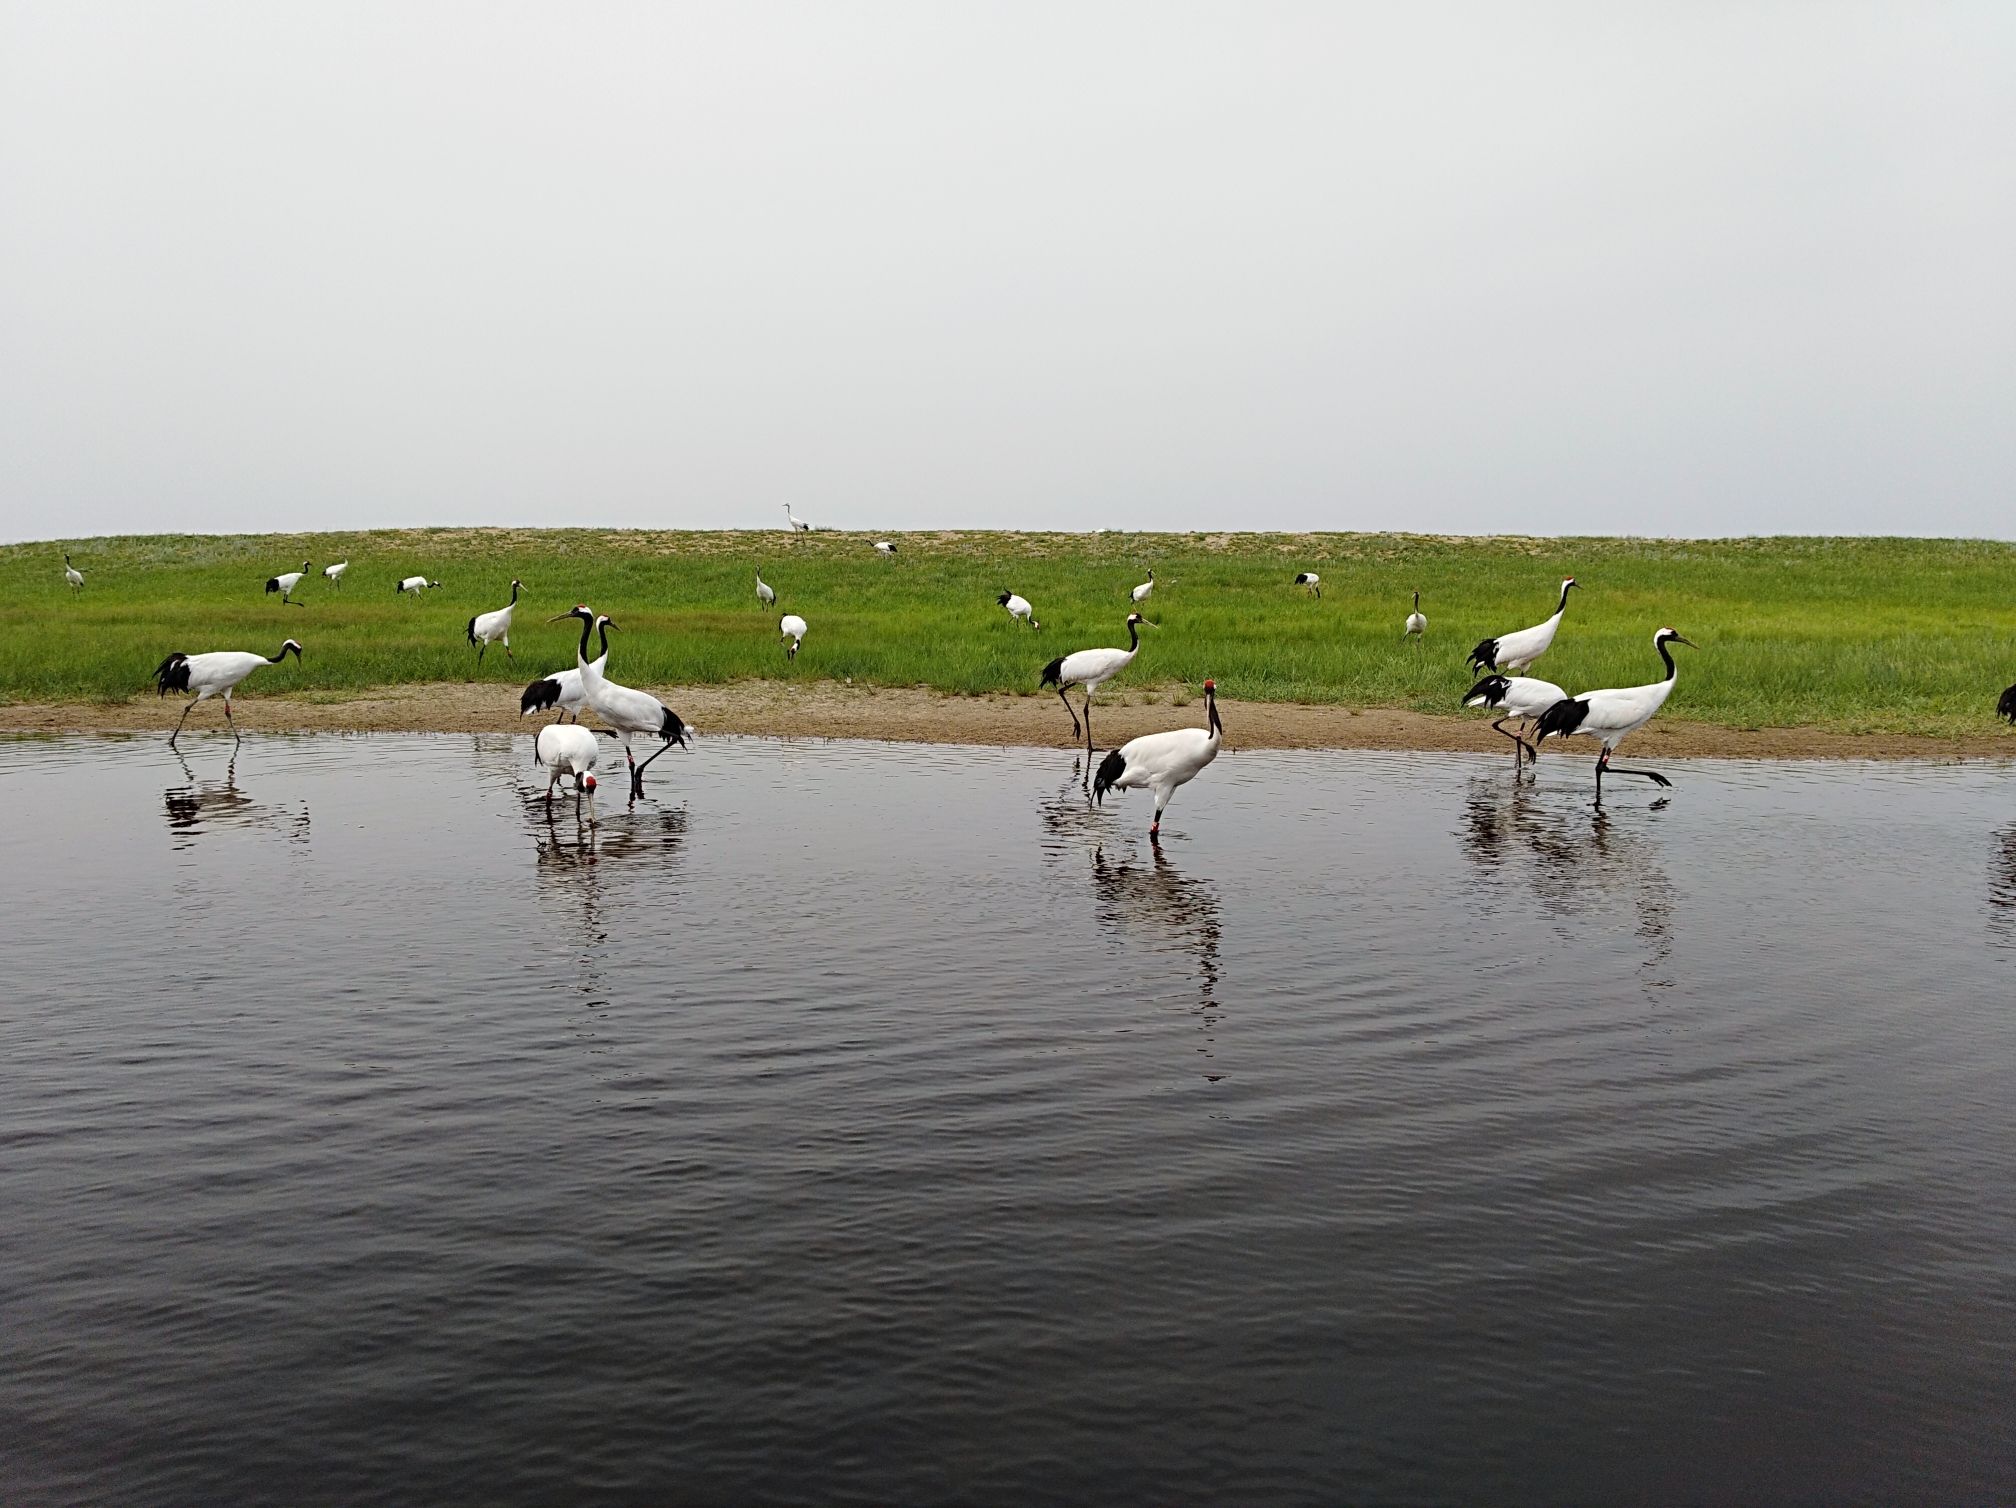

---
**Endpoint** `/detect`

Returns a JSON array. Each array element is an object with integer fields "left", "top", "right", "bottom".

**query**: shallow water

[{"left": 2, "top": 733, "right": 2013, "bottom": 1505}]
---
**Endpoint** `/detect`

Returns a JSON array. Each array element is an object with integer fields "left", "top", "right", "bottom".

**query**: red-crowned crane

[
  {"left": 783, "top": 503, "right": 810, "bottom": 532},
  {"left": 1131, "top": 569, "right": 1155, "bottom": 604},
  {"left": 535, "top": 722, "right": 601, "bottom": 826},
  {"left": 64, "top": 554, "right": 84, "bottom": 592},
  {"left": 756, "top": 572, "right": 776, "bottom": 609},
  {"left": 468, "top": 579, "right": 520, "bottom": 663},
  {"left": 398, "top": 575, "right": 439, "bottom": 595},
  {"left": 1533, "top": 628, "right": 1696, "bottom": 800},
  {"left": 1468, "top": 578, "right": 1577, "bottom": 676},
  {"left": 266, "top": 562, "right": 312, "bottom": 605},
  {"left": 1041, "top": 612, "right": 1155, "bottom": 763},
  {"left": 521, "top": 611, "right": 607, "bottom": 723},
  {"left": 154, "top": 640, "right": 303, "bottom": 744},
  {"left": 1405, "top": 591, "right": 1427, "bottom": 640},
  {"left": 1294, "top": 572, "right": 1320, "bottom": 598},
  {"left": 1093, "top": 680, "right": 1224, "bottom": 839},
  {"left": 874, "top": 541, "right": 898, "bottom": 556},
  {"left": 1463, "top": 673, "right": 1566, "bottom": 764},
  {"left": 999, "top": 591, "right": 1039, "bottom": 629},
  {"left": 780, "top": 614, "right": 807, "bottom": 659},
  {"left": 550, "top": 607, "right": 689, "bottom": 800},
  {"left": 323, "top": 561, "right": 348, "bottom": 589}
]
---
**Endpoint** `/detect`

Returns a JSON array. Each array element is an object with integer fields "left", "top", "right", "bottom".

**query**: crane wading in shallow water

[
  {"left": 535, "top": 722, "right": 601, "bottom": 826},
  {"left": 521, "top": 611, "right": 607, "bottom": 724},
  {"left": 1041, "top": 612, "right": 1154, "bottom": 766},
  {"left": 1093, "top": 679, "right": 1224, "bottom": 839},
  {"left": 154, "top": 640, "right": 303, "bottom": 744},
  {"left": 1463, "top": 674, "right": 1566, "bottom": 764},
  {"left": 1534, "top": 628, "right": 1696, "bottom": 800},
  {"left": 1468, "top": 578, "right": 1576, "bottom": 676},
  {"left": 550, "top": 607, "right": 689, "bottom": 801},
  {"left": 468, "top": 579, "right": 520, "bottom": 663}
]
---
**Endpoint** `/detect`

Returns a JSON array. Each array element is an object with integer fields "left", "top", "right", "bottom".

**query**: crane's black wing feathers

[
  {"left": 2000, "top": 683, "right": 2016, "bottom": 723},
  {"left": 521, "top": 678, "right": 561, "bottom": 715},
  {"left": 1463, "top": 674, "right": 1511, "bottom": 709},
  {"left": 1092, "top": 749, "right": 1127, "bottom": 802},
  {"left": 154, "top": 653, "right": 191, "bottom": 695},
  {"left": 1039, "top": 656, "right": 1066, "bottom": 688},
  {"left": 1533, "top": 696, "right": 1589, "bottom": 743},
  {"left": 1467, "top": 637, "right": 1500, "bottom": 674}
]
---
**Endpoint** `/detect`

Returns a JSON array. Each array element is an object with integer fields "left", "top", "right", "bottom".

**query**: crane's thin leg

[
  {"left": 1605, "top": 764, "right": 1672, "bottom": 788},
  {"left": 169, "top": 700, "right": 195, "bottom": 745},
  {"left": 1081, "top": 692, "right": 1095, "bottom": 764},
  {"left": 633, "top": 738, "right": 677, "bottom": 795},
  {"left": 1490, "top": 716, "right": 1529, "bottom": 764},
  {"left": 623, "top": 741, "right": 638, "bottom": 800},
  {"left": 224, "top": 697, "right": 241, "bottom": 745},
  {"left": 1056, "top": 687, "right": 1081, "bottom": 741}
]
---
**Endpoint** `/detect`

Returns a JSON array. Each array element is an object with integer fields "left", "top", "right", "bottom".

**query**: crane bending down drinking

[
  {"left": 535, "top": 722, "right": 601, "bottom": 826},
  {"left": 154, "top": 640, "right": 303, "bottom": 744},
  {"left": 468, "top": 579, "right": 520, "bottom": 663},
  {"left": 551, "top": 607, "right": 689, "bottom": 800},
  {"left": 1468, "top": 578, "right": 1576, "bottom": 676},
  {"left": 1041, "top": 612, "right": 1154, "bottom": 763},
  {"left": 1533, "top": 628, "right": 1696, "bottom": 800},
  {"left": 1463, "top": 674, "right": 1566, "bottom": 764},
  {"left": 1093, "top": 679, "right": 1223, "bottom": 838},
  {"left": 780, "top": 615, "right": 807, "bottom": 659}
]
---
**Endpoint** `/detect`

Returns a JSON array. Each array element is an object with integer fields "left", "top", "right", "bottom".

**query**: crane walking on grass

[
  {"left": 1093, "top": 680, "right": 1224, "bottom": 839},
  {"left": 783, "top": 503, "right": 810, "bottom": 532},
  {"left": 323, "top": 561, "right": 348, "bottom": 589},
  {"left": 999, "top": 591, "right": 1039, "bottom": 629},
  {"left": 551, "top": 607, "right": 689, "bottom": 801},
  {"left": 1533, "top": 628, "right": 1696, "bottom": 800},
  {"left": 266, "top": 562, "right": 312, "bottom": 605},
  {"left": 64, "top": 554, "right": 84, "bottom": 592},
  {"left": 1131, "top": 569, "right": 1155, "bottom": 604},
  {"left": 1463, "top": 674, "right": 1566, "bottom": 764},
  {"left": 1406, "top": 591, "right": 1427, "bottom": 640},
  {"left": 875, "top": 541, "right": 898, "bottom": 556},
  {"left": 780, "top": 614, "right": 808, "bottom": 659},
  {"left": 756, "top": 572, "right": 776, "bottom": 608},
  {"left": 1295, "top": 572, "right": 1320, "bottom": 598},
  {"left": 1041, "top": 612, "right": 1154, "bottom": 765},
  {"left": 468, "top": 579, "right": 520, "bottom": 663},
  {"left": 535, "top": 722, "right": 601, "bottom": 826},
  {"left": 154, "top": 640, "right": 303, "bottom": 745},
  {"left": 1468, "top": 578, "right": 1576, "bottom": 676},
  {"left": 398, "top": 575, "right": 439, "bottom": 595}
]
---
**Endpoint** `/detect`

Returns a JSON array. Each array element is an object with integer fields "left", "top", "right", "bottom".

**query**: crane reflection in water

[
  {"left": 1989, "top": 823, "right": 2016, "bottom": 950},
  {"left": 162, "top": 748, "right": 311, "bottom": 850},
  {"left": 1459, "top": 772, "right": 1677, "bottom": 987}
]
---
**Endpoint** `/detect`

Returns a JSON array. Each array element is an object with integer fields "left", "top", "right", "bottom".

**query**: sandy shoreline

[{"left": 4, "top": 681, "right": 2013, "bottom": 760}]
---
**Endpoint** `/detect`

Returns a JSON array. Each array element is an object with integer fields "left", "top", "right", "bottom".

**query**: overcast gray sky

[{"left": 1, "top": 3, "right": 2009, "bottom": 541}]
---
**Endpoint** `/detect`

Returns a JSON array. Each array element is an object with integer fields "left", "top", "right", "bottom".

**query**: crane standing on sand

[{"left": 1041, "top": 612, "right": 1154, "bottom": 766}]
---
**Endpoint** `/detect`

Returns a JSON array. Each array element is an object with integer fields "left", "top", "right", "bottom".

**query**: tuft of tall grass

[{"left": 4, "top": 528, "right": 2014, "bottom": 736}]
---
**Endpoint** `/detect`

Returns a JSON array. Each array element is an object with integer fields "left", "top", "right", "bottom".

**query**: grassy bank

[{"left": 5, "top": 529, "right": 2015, "bottom": 737}]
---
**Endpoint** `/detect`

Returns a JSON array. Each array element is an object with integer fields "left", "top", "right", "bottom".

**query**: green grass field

[{"left": 5, "top": 529, "right": 2015, "bottom": 736}]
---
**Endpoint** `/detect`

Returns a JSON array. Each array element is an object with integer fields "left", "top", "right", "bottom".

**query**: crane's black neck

[
  {"left": 1207, "top": 689, "right": 1222, "bottom": 736},
  {"left": 1556, "top": 581, "right": 1573, "bottom": 616},
  {"left": 597, "top": 619, "right": 610, "bottom": 659},
  {"left": 1127, "top": 618, "right": 1141, "bottom": 651},
  {"left": 509, "top": 581, "right": 519, "bottom": 605},
  {"left": 1657, "top": 637, "right": 1676, "bottom": 680},
  {"left": 575, "top": 613, "right": 593, "bottom": 664}
]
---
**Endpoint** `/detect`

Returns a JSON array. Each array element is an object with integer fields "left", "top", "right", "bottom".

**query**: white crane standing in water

[
  {"left": 1534, "top": 628, "right": 1696, "bottom": 800},
  {"left": 467, "top": 579, "right": 520, "bottom": 663},
  {"left": 1093, "top": 679, "right": 1224, "bottom": 839},
  {"left": 154, "top": 640, "right": 303, "bottom": 744},
  {"left": 1468, "top": 578, "right": 1577, "bottom": 676},
  {"left": 550, "top": 606, "right": 690, "bottom": 801},
  {"left": 1463, "top": 673, "right": 1566, "bottom": 764},
  {"left": 521, "top": 609, "right": 607, "bottom": 724},
  {"left": 1041, "top": 612, "right": 1155, "bottom": 764},
  {"left": 535, "top": 722, "right": 601, "bottom": 825}
]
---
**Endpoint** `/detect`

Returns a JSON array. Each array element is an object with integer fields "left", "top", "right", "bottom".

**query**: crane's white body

[
  {"left": 1131, "top": 570, "right": 1154, "bottom": 604},
  {"left": 874, "top": 541, "right": 897, "bottom": 555},
  {"left": 64, "top": 554, "right": 84, "bottom": 591},
  {"left": 468, "top": 580, "right": 519, "bottom": 662},
  {"left": 1295, "top": 572, "right": 1320, "bottom": 598},
  {"left": 999, "top": 592, "right": 1038, "bottom": 629},
  {"left": 783, "top": 503, "right": 810, "bottom": 532},
  {"left": 780, "top": 614, "right": 808, "bottom": 658},
  {"left": 1041, "top": 613, "right": 1153, "bottom": 758},
  {"left": 1094, "top": 682, "right": 1223, "bottom": 835},
  {"left": 1463, "top": 673, "right": 1566, "bottom": 762},
  {"left": 522, "top": 614, "right": 611, "bottom": 721},
  {"left": 756, "top": 572, "right": 775, "bottom": 608},
  {"left": 1405, "top": 591, "right": 1427, "bottom": 639},
  {"left": 535, "top": 722, "right": 601, "bottom": 824},
  {"left": 398, "top": 576, "right": 438, "bottom": 595},
  {"left": 267, "top": 562, "right": 311, "bottom": 604},
  {"left": 1470, "top": 579, "right": 1576, "bottom": 674},
  {"left": 323, "top": 561, "right": 348, "bottom": 587},
  {"left": 1534, "top": 628, "right": 1695, "bottom": 798},
  {"left": 155, "top": 640, "right": 303, "bottom": 742}
]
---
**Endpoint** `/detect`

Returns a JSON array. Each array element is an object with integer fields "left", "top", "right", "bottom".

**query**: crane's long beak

[
  {"left": 545, "top": 611, "right": 579, "bottom": 622},
  {"left": 1672, "top": 634, "right": 1698, "bottom": 648}
]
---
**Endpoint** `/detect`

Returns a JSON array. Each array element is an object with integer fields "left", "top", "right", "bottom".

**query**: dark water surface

[{"left": 3, "top": 733, "right": 2013, "bottom": 1505}]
